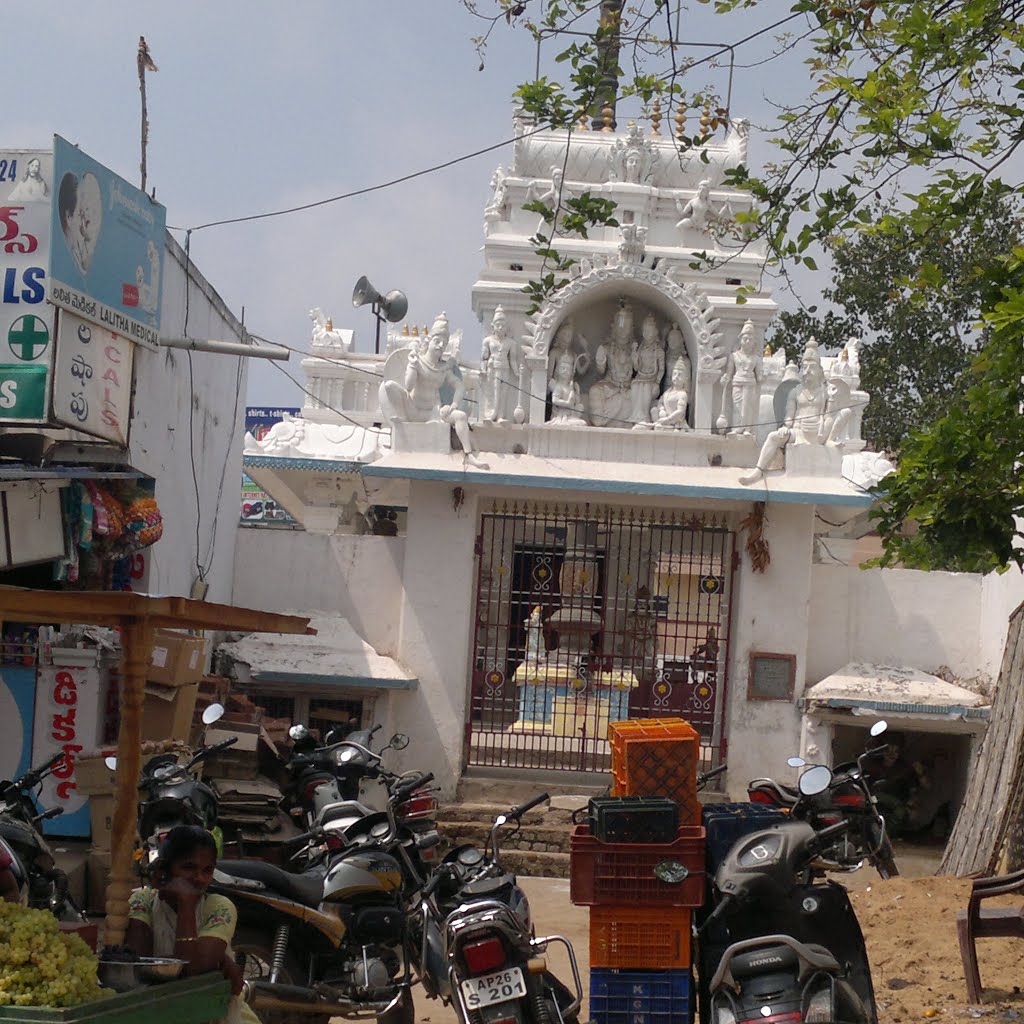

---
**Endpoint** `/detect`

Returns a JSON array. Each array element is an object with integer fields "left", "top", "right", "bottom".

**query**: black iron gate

[{"left": 466, "top": 501, "right": 736, "bottom": 773}]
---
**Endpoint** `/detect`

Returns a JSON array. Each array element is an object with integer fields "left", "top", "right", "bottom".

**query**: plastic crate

[
  {"left": 701, "top": 802, "right": 788, "bottom": 875},
  {"left": 590, "top": 969, "right": 693, "bottom": 1024},
  {"left": 589, "top": 796, "right": 679, "bottom": 843},
  {"left": 589, "top": 904, "right": 692, "bottom": 969},
  {"left": 608, "top": 719, "right": 700, "bottom": 823},
  {"left": 570, "top": 825, "right": 705, "bottom": 907}
]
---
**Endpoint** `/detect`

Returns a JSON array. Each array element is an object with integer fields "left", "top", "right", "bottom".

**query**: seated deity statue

[
  {"left": 651, "top": 358, "right": 691, "bottom": 430},
  {"left": 548, "top": 319, "right": 591, "bottom": 380},
  {"left": 588, "top": 302, "right": 638, "bottom": 428},
  {"left": 548, "top": 351, "right": 588, "bottom": 426},
  {"left": 740, "top": 340, "right": 828, "bottom": 485},
  {"left": 379, "top": 311, "right": 488, "bottom": 468},
  {"left": 630, "top": 313, "right": 665, "bottom": 429}
]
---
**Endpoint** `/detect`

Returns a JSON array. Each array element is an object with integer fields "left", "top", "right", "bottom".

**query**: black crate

[
  {"left": 701, "top": 802, "right": 787, "bottom": 874},
  {"left": 589, "top": 796, "right": 679, "bottom": 844}
]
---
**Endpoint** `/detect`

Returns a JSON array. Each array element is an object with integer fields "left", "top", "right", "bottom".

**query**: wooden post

[{"left": 105, "top": 617, "right": 152, "bottom": 944}]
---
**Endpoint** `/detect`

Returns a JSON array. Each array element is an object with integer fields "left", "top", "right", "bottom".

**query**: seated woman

[{"left": 125, "top": 826, "right": 258, "bottom": 1024}]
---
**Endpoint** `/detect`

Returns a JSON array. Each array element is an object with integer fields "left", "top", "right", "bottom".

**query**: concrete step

[
  {"left": 439, "top": 820, "right": 572, "bottom": 854},
  {"left": 439, "top": 801, "right": 583, "bottom": 827},
  {"left": 502, "top": 850, "right": 570, "bottom": 878}
]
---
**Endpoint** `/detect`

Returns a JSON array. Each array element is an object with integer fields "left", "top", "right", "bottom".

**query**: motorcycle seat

[{"left": 217, "top": 859, "right": 325, "bottom": 907}]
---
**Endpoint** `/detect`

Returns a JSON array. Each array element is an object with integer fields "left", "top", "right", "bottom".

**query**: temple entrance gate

[{"left": 466, "top": 500, "right": 736, "bottom": 773}]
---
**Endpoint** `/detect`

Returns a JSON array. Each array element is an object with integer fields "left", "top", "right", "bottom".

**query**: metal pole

[{"left": 160, "top": 336, "right": 290, "bottom": 360}]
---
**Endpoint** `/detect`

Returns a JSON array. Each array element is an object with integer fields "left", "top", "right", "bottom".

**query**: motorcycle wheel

[
  {"left": 872, "top": 843, "right": 900, "bottom": 880},
  {"left": 233, "top": 926, "right": 330, "bottom": 1024},
  {"left": 377, "top": 988, "right": 414, "bottom": 1024}
]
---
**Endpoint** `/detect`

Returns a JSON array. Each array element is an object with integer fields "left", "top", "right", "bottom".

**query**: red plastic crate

[
  {"left": 589, "top": 904, "right": 692, "bottom": 969},
  {"left": 608, "top": 718, "right": 700, "bottom": 822},
  {"left": 569, "top": 825, "right": 706, "bottom": 908}
]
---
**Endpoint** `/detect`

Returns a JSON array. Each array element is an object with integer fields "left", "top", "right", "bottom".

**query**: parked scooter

[
  {"left": 747, "top": 721, "right": 899, "bottom": 879},
  {"left": 0, "top": 751, "right": 85, "bottom": 919},
  {"left": 699, "top": 767, "right": 877, "bottom": 1024},
  {"left": 215, "top": 771, "right": 439, "bottom": 1024},
  {"left": 415, "top": 794, "right": 583, "bottom": 1024},
  {"left": 105, "top": 703, "right": 237, "bottom": 866}
]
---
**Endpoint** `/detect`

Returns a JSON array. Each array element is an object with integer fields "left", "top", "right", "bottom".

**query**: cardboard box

[
  {"left": 88, "top": 794, "right": 115, "bottom": 852},
  {"left": 86, "top": 847, "right": 111, "bottom": 915},
  {"left": 142, "top": 681, "right": 199, "bottom": 743},
  {"left": 76, "top": 754, "right": 118, "bottom": 796},
  {"left": 148, "top": 629, "right": 209, "bottom": 688}
]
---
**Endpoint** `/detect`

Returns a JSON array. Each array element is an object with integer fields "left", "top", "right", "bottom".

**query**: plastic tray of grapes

[{"left": 96, "top": 956, "right": 185, "bottom": 993}]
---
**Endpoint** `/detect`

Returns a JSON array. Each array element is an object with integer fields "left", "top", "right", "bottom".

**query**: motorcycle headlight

[{"left": 335, "top": 747, "right": 358, "bottom": 765}]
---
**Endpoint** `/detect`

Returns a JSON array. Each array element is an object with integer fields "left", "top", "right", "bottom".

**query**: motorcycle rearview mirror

[
  {"left": 798, "top": 764, "right": 834, "bottom": 796},
  {"left": 289, "top": 724, "right": 311, "bottom": 742},
  {"left": 870, "top": 720, "right": 888, "bottom": 738},
  {"left": 104, "top": 756, "right": 118, "bottom": 772},
  {"left": 202, "top": 703, "right": 225, "bottom": 726},
  {"left": 388, "top": 733, "right": 410, "bottom": 751},
  {"left": 787, "top": 756, "right": 806, "bottom": 768}
]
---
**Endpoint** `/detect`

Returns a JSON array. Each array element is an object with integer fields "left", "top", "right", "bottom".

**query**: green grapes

[{"left": 0, "top": 903, "right": 109, "bottom": 1007}]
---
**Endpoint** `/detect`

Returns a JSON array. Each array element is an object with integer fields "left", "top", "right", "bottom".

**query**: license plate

[{"left": 461, "top": 967, "right": 527, "bottom": 1008}]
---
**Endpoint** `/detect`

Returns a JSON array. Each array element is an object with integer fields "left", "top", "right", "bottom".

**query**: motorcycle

[
  {"left": 747, "top": 720, "right": 899, "bottom": 879},
  {"left": 0, "top": 751, "right": 85, "bottom": 919},
  {"left": 216, "top": 770, "right": 439, "bottom": 1024},
  {"left": 105, "top": 703, "right": 238, "bottom": 866},
  {"left": 414, "top": 793, "right": 582, "bottom": 1024},
  {"left": 699, "top": 765, "right": 878, "bottom": 1024}
]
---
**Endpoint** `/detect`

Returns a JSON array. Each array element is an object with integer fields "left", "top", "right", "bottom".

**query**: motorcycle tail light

[
  {"left": 834, "top": 794, "right": 865, "bottom": 807},
  {"left": 325, "top": 834, "right": 345, "bottom": 851},
  {"left": 748, "top": 790, "right": 775, "bottom": 805},
  {"left": 302, "top": 781, "right": 323, "bottom": 802},
  {"left": 741, "top": 1013, "right": 801, "bottom": 1024},
  {"left": 462, "top": 936, "right": 506, "bottom": 975},
  {"left": 397, "top": 790, "right": 437, "bottom": 820}
]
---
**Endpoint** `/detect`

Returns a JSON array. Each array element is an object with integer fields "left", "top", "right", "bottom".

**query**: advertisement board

[
  {"left": 52, "top": 310, "right": 134, "bottom": 444},
  {"left": 0, "top": 149, "right": 54, "bottom": 424},
  {"left": 242, "top": 407, "right": 301, "bottom": 525},
  {"left": 48, "top": 135, "right": 166, "bottom": 350}
]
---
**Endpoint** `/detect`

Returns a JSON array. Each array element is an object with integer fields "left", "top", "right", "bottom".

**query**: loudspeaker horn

[
  {"left": 352, "top": 275, "right": 382, "bottom": 309},
  {"left": 380, "top": 289, "right": 408, "bottom": 323}
]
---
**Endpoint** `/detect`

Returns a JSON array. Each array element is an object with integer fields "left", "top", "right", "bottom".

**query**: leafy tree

[{"left": 470, "top": 0, "right": 1024, "bottom": 569}]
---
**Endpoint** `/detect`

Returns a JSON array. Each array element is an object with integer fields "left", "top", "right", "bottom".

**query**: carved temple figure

[
  {"left": 548, "top": 350, "right": 588, "bottom": 426},
  {"left": 618, "top": 223, "right": 648, "bottom": 264},
  {"left": 524, "top": 605, "right": 546, "bottom": 668},
  {"left": 718, "top": 320, "right": 763, "bottom": 435},
  {"left": 740, "top": 340, "right": 828, "bottom": 484},
  {"left": 606, "top": 124, "right": 656, "bottom": 184},
  {"left": 651, "top": 357, "right": 691, "bottom": 430},
  {"left": 675, "top": 179, "right": 714, "bottom": 235},
  {"left": 840, "top": 336, "right": 863, "bottom": 377},
  {"left": 588, "top": 301, "right": 638, "bottom": 428},
  {"left": 309, "top": 307, "right": 351, "bottom": 352},
  {"left": 664, "top": 324, "right": 690, "bottom": 391},
  {"left": 484, "top": 166, "right": 508, "bottom": 235},
  {"left": 548, "top": 319, "right": 592, "bottom": 380},
  {"left": 480, "top": 305, "right": 521, "bottom": 424},
  {"left": 379, "top": 311, "right": 487, "bottom": 467},
  {"left": 631, "top": 313, "right": 665, "bottom": 428},
  {"left": 530, "top": 166, "right": 573, "bottom": 237},
  {"left": 245, "top": 412, "right": 307, "bottom": 456}
]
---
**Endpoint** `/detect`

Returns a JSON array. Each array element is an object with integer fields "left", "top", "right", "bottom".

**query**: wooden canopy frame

[{"left": 0, "top": 587, "right": 312, "bottom": 944}]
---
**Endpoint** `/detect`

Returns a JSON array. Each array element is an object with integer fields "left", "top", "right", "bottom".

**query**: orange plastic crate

[
  {"left": 608, "top": 718, "right": 700, "bottom": 823},
  {"left": 589, "top": 904, "right": 692, "bottom": 969}
]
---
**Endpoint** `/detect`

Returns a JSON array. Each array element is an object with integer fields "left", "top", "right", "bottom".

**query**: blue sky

[{"left": 5, "top": 1, "right": 811, "bottom": 406}]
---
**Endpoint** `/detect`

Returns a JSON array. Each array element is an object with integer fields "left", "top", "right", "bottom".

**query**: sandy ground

[{"left": 413, "top": 844, "right": 1024, "bottom": 1024}]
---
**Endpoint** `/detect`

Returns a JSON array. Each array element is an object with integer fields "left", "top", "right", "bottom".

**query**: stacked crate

[{"left": 572, "top": 718, "right": 704, "bottom": 1024}]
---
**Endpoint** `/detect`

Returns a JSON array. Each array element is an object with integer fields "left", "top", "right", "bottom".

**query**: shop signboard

[
  {"left": 52, "top": 310, "right": 134, "bottom": 445},
  {"left": 48, "top": 135, "right": 166, "bottom": 351},
  {"left": 0, "top": 149, "right": 54, "bottom": 424}
]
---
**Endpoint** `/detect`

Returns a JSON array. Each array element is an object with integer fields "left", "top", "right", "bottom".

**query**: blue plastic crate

[
  {"left": 589, "top": 968, "right": 692, "bottom": 1024},
  {"left": 702, "top": 802, "right": 787, "bottom": 875}
]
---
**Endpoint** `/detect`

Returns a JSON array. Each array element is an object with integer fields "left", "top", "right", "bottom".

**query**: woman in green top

[{"left": 125, "top": 825, "right": 259, "bottom": 1024}]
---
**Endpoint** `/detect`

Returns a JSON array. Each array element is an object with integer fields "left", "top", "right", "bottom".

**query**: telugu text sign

[
  {"left": 48, "top": 135, "right": 165, "bottom": 351},
  {"left": 52, "top": 310, "right": 134, "bottom": 445},
  {"left": 0, "top": 149, "right": 54, "bottom": 422}
]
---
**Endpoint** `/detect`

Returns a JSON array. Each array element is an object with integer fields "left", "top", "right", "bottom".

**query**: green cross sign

[{"left": 8, "top": 315, "right": 50, "bottom": 362}]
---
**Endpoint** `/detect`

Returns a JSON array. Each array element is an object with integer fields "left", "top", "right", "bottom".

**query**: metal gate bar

[{"left": 466, "top": 501, "right": 735, "bottom": 773}]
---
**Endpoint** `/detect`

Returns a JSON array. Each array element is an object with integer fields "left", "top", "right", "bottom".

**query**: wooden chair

[{"left": 956, "top": 867, "right": 1024, "bottom": 1003}]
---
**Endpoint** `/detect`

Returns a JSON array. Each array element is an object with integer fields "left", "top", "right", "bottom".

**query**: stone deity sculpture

[
  {"left": 718, "top": 320, "right": 763, "bottom": 435},
  {"left": 548, "top": 350, "right": 588, "bottom": 426},
  {"left": 480, "top": 305, "right": 521, "bottom": 424},
  {"left": 631, "top": 314, "right": 665, "bottom": 428},
  {"left": 309, "top": 307, "right": 350, "bottom": 352},
  {"left": 740, "top": 340, "right": 828, "bottom": 484},
  {"left": 651, "top": 358, "right": 691, "bottom": 430},
  {"left": 589, "top": 302, "right": 638, "bottom": 428},
  {"left": 524, "top": 605, "right": 546, "bottom": 669},
  {"left": 664, "top": 324, "right": 689, "bottom": 390},
  {"left": 548, "top": 319, "right": 592, "bottom": 380},
  {"left": 531, "top": 166, "right": 573, "bottom": 237},
  {"left": 675, "top": 180, "right": 731, "bottom": 241},
  {"left": 484, "top": 166, "right": 508, "bottom": 235},
  {"left": 379, "top": 312, "right": 487, "bottom": 467}
]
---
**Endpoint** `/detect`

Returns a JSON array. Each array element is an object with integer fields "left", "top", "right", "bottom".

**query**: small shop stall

[{"left": 0, "top": 586, "right": 312, "bottom": 1022}]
